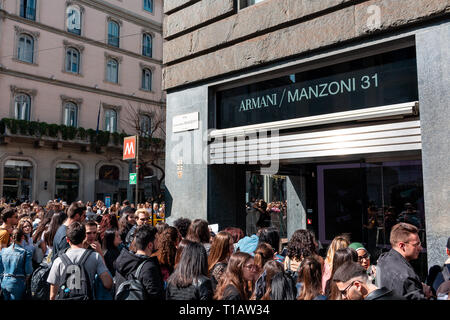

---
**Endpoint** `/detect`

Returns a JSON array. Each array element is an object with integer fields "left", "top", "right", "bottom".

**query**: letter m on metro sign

[{"left": 123, "top": 136, "right": 136, "bottom": 160}]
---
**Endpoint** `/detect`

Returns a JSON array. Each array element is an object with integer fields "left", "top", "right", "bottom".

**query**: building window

[
  {"left": 99, "top": 165, "right": 120, "bottom": 180},
  {"left": 239, "top": 0, "right": 265, "bottom": 9},
  {"left": 143, "top": 0, "right": 153, "bottom": 12},
  {"left": 141, "top": 68, "right": 152, "bottom": 91},
  {"left": 20, "top": 0, "right": 36, "bottom": 21},
  {"left": 55, "top": 163, "right": 79, "bottom": 203},
  {"left": 104, "top": 109, "right": 117, "bottom": 133},
  {"left": 17, "top": 34, "right": 34, "bottom": 63},
  {"left": 65, "top": 47, "right": 80, "bottom": 74},
  {"left": 14, "top": 94, "right": 31, "bottom": 121},
  {"left": 66, "top": 5, "right": 82, "bottom": 35},
  {"left": 142, "top": 33, "right": 152, "bottom": 57},
  {"left": 106, "top": 58, "right": 119, "bottom": 83},
  {"left": 63, "top": 102, "right": 78, "bottom": 127},
  {"left": 3, "top": 160, "right": 33, "bottom": 202},
  {"left": 140, "top": 115, "right": 151, "bottom": 137},
  {"left": 107, "top": 20, "right": 120, "bottom": 47}
]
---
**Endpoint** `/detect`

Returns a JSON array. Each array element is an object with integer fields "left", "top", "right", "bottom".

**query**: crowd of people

[{"left": 0, "top": 197, "right": 449, "bottom": 301}]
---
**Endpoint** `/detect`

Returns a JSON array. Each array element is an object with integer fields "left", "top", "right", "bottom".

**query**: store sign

[
  {"left": 123, "top": 136, "right": 136, "bottom": 160},
  {"left": 129, "top": 173, "right": 137, "bottom": 185},
  {"left": 215, "top": 47, "right": 418, "bottom": 129},
  {"left": 173, "top": 112, "right": 199, "bottom": 133}
]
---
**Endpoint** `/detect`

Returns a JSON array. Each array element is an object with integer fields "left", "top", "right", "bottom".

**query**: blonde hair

[{"left": 325, "top": 235, "right": 350, "bottom": 267}]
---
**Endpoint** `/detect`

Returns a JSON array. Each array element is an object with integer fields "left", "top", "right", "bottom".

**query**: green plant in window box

[
  {"left": 87, "top": 128, "right": 97, "bottom": 143},
  {"left": 37, "top": 122, "right": 48, "bottom": 137},
  {"left": 27, "top": 121, "right": 39, "bottom": 136},
  {"left": 97, "top": 131, "right": 110, "bottom": 146},
  {"left": 0, "top": 119, "right": 6, "bottom": 135},
  {"left": 48, "top": 124, "right": 59, "bottom": 138},
  {"left": 6, "top": 119, "right": 18, "bottom": 134},
  {"left": 112, "top": 132, "right": 120, "bottom": 145},
  {"left": 77, "top": 127, "right": 87, "bottom": 141}
]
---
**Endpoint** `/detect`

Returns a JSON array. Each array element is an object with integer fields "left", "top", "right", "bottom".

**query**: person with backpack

[
  {"left": 0, "top": 228, "right": 33, "bottom": 300},
  {"left": 51, "top": 202, "right": 86, "bottom": 263},
  {"left": 46, "top": 222, "right": 113, "bottom": 300},
  {"left": 114, "top": 224, "right": 164, "bottom": 300}
]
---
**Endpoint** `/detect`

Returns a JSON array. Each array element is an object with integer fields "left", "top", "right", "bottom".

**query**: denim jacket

[{"left": 0, "top": 243, "right": 33, "bottom": 282}]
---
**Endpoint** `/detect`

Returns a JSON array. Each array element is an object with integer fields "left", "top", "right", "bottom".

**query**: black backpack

[
  {"left": 55, "top": 249, "right": 94, "bottom": 300},
  {"left": 30, "top": 262, "right": 52, "bottom": 300},
  {"left": 114, "top": 260, "right": 148, "bottom": 300}
]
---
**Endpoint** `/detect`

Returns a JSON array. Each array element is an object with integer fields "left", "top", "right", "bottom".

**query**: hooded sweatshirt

[{"left": 114, "top": 248, "right": 165, "bottom": 300}]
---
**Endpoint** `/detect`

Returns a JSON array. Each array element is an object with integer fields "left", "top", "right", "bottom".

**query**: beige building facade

[{"left": 0, "top": 0, "right": 165, "bottom": 204}]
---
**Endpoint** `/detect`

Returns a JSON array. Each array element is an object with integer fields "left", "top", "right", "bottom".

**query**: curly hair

[
  {"left": 286, "top": 229, "right": 317, "bottom": 261},
  {"left": 155, "top": 226, "right": 179, "bottom": 270}
]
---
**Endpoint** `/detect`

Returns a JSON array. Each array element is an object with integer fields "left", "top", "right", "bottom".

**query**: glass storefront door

[
  {"left": 2, "top": 160, "right": 33, "bottom": 202},
  {"left": 55, "top": 163, "right": 80, "bottom": 203}
]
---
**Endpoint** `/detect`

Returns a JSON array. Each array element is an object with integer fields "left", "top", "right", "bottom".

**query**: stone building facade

[
  {"left": 0, "top": 0, "right": 165, "bottom": 205},
  {"left": 163, "top": 0, "right": 450, "bottom": 275}
]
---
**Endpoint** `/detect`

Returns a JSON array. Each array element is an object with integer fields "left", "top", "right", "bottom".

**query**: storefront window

[
  {"left": 2, "top": 160, "right": 33, "bottom": 202},
  {"left": 318, "top": 160, "right": 425, "bottom": 250},
  {"left": 55, "top": 163, "right": 79, "bottom": 203}
]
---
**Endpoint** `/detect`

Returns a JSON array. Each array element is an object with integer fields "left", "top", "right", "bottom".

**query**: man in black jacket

[
  {"left": 376, "top": 222, "right": 433, "bottom": 300},
  {"left": 333, "top": 261, "right": 403, "bottom": 300},
  {"left": 115, "top": 224, "right": 164, "bottom": 299}
]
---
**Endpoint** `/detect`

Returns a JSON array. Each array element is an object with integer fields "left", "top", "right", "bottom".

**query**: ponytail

[{"left": 11, "top": 227, "right": 25, "bottom": 248}]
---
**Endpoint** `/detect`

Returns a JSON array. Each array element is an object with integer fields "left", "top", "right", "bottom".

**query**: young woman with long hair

[
  {"left": 297, "top": 255, "right": 327, "bottom": 300},
  {"left": 321, "top": 234, "right": 350, "bottom": 293},
  {"left": 18, "top": 217, "right": 34, "bottom": 255},
  {"left": 118, "top": 211, "right": 135, "bottom": 243},
  {"left": 185, "top": 219, "right": 211, "bottom": 254},
  {"left": 153, "top": 226, "right": 180, "bottom": 282},
  {"left": 0, "top": 227, "right": 33, "bottom": 300},
  {"left": 174, "top": 239, "right": 191, "bottom": 267},
  {"left": 166, "top": 241, "right": 213, "bottom": 300},
  {"left": 101, "top": 228, "right": 122, "bottom": 277},
  {"left": 98, "top": 213, "right": 119, "bottom": 242},
  {"left": 254, "top": 260, "right": 284, "bottom": 300},
  {"left": 326, "top": 247, "right": 358, "bottom": 300},
  {"left": 207, "top": 231, "right": 234, "bottom": 290},
  {"left": 214, "top": 252, "right": 259, "bottom": 300}
]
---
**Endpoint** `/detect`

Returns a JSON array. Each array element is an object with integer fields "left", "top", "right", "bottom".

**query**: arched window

[
  {"left": 105, "top": 109, "right": 117, "bottom": 133},
  {"left": 141, "top": 68, "right": 152, "bottom": 91},
  {"left": 142, "top": 33, "right": 152, "bottom": 57},
  {"left": 140, "top": 115, "right": 151, "bottom": 137},
  {"left": 63, "top": 102, "right": 78, "bottom": 127},
  {"left": 20, "top": 0, "right": 36, "bottom": 20},
  {"left": 3, "top": 160, "right": 33, "bottom": 202},
  {"left": 99, "top": 165, "right": 120, "bottom": 180},
  {"left": 107, "top": 20, "right": 120, "bottom": 47},
  {"left": 14, "top": 94, "right": 31, "bottom": 121},
  {"left": 106, "top": 58, "right": 119, "bottom": 83},
  {"left": 67, "top": 5, "right": 82, "bottom": 35},
  {"left": 55, "top": 163, "right": 80, "bottom": 203},
  {"left": 17, "top": 34, "right": 34, "bottom": 63},
  {"left": 65, "top": 47, "right": 80, "bottom": 73}
]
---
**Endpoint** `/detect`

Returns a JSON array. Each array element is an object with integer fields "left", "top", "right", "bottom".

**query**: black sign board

[{"left": 215, "top": 47, "right": 418, "bottom": 130}]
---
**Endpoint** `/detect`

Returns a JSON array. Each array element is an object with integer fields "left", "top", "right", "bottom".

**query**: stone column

[
  {"left": 416, "top": 21, "right": 450, "bottom": 269},
  {"left": 286, "top": 168, "right": 307, "bottom": 239}
]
